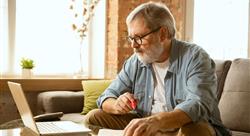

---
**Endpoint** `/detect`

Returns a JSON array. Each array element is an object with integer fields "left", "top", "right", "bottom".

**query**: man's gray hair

[{"left": 126, "top": 2, "right": 176, "bottom": 38}]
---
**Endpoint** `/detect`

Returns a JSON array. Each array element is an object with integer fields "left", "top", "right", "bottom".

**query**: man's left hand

[{"left": 124, "top": 116, "right": 160, "bottom": 136}]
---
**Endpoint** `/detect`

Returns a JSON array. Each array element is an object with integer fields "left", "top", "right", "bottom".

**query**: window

[
  {"left": 186, "top": 0, "right": 249, "bottom": 59},
  {"left": 0, "top": 0, "right": 106, "bottom": 78},
  {"left": 0, "top": 0, "right": 8, "bottom": 76}
]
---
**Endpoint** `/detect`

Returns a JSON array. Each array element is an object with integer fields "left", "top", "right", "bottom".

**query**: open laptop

[{"left": 7, "top": 81, "right": 91, "bottom": 136}]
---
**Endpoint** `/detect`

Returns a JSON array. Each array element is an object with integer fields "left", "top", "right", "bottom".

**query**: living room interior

[{"left": 0, "top": 0, "right": 250, "bottom": 136}]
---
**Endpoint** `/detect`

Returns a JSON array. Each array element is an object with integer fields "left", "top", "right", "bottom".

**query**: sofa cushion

[
  {"left": 219, "top": 58, "right": 250, "bottom": 132},
  {"left": 37, "top": 91, "right": 83, "bottom": 114},
  {"left": 214, "top": 60, "right": 232, "bottom": 100},
  {"left": 81, "top": 80, "right": 112, "bottom": 115}
]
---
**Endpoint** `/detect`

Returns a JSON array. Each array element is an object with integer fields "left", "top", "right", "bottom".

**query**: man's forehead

[{"left": 128, "top": 19, "right": 149, "bottom": 36}]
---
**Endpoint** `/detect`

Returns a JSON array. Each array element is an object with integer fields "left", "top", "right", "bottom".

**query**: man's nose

[{"left": 131, "top": 40, "right": 140, "bottom": 48}]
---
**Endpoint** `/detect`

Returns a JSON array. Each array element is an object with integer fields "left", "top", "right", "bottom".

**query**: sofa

[{"left": 37, "top": 58, "right": 250, "bottom": 136}]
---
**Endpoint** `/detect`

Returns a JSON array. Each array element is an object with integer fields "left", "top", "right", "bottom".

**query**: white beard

[{"left": 135, "top": 42, "right": 164, "bottom": 64}]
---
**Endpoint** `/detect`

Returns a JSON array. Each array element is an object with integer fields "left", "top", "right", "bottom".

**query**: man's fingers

[
  {"left": 123, "top": 92, "right": 136, "bottom": 101},
  {"left": 119, "top": 100, "right": 132, "bottom": 111},
  {"left": 117, "top": 92, "right": 136, "bottom": 112},
  {"left": 133, "top": 123, "right": 147, "bottom": 136},
  {"left": 124, "top": 120, "right": 134, "bottom": 136},
  {"left": 124, "top": 119, "right": 140, "bottom": 136},
  {"left": 117, "top": 102, "right": 130, "bottom": 114},
  {"left": 115, "top": 92, "right": 139, "bottom": 114},
  {"left": 122, "top": 92, "right": 137, "bottom": 110}
]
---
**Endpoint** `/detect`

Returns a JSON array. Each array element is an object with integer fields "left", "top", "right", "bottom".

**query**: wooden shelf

[{"left": 0, "top": 79, "right": 84, "bottom": 91}]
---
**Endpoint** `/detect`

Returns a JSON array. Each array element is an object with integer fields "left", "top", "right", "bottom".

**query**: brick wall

[{"left": 105, "top": 0, "right": 186, "bottom": 79}]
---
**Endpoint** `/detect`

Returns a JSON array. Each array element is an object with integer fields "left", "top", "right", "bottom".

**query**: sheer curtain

[{"left": 0, "top": 0, "right": 9, "bottom": 76}]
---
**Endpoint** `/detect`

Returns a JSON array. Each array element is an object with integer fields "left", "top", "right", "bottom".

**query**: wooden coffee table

[{"left": 0, "top": 127, "right": 95, "bottom": 136}]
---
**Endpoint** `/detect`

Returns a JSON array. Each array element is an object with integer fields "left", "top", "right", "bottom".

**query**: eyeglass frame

[{"left": 127, "top": 26, "right": 161, "bottom": 46}]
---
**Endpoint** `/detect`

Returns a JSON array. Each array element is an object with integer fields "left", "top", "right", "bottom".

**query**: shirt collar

[{"left": 168, "top": 38, "right": 179, "bottom": 74}]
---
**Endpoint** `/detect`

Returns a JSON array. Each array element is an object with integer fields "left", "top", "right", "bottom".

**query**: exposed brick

[{"left": 105, "top": 0, "right": 185, "bottom": 79}]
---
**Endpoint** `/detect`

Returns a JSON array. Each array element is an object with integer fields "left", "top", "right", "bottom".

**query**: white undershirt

[{"left": 151, "top": 59, "right": 169, "bottom": 114}]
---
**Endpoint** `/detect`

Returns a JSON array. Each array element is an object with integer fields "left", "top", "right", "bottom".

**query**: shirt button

[{"left": 149, "top": 96, "right": 152, "bottom": 99}]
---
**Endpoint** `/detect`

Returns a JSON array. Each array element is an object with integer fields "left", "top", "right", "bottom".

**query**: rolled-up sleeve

[
  {"left": 97, "top": 56, "right": 137, "bottom": 109},
  {"left": 175, "top": 49, "right": 218, "bottom": 122}
]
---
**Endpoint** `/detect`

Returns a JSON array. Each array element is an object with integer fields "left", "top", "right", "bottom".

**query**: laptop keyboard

[{"left": 37, "top": 122, "right": 65, "bottom": 133}]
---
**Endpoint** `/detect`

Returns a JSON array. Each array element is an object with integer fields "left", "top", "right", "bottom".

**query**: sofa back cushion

[
  {"left": 81, "top": 80, "right": 112, "bottom": 115},
  {"left": 214, "top": 60, "right": 232, "bottom": 100},
  {"left": 218, "top": 58, "right": 250, "bottom": 132}
]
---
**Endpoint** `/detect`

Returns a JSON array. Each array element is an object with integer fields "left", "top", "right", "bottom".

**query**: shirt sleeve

[
  {"left": 174, "top": 48, "right": 218, "bottom": 122},
  {"left": 96, "top": 55, "right": 138, "bottom": 109}
]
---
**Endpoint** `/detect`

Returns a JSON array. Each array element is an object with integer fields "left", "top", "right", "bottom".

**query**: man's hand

[
  {"left": 123, "top": 109, "right": 192, "bottom": 136},
  {"left": 124, "top": 116, "right": 160, "bottom": 136},
  {"left": 102, "top": 92, "right": 137, "bottom": 114}
]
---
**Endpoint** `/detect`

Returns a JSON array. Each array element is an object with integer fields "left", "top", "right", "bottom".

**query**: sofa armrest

[{"left": 37, "top": 91, "right": 84, "bottom": 114}]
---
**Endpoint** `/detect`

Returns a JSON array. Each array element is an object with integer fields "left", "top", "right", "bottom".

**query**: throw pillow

[{"left": 81, "top": 80, "right": 112, "bottom": 115}]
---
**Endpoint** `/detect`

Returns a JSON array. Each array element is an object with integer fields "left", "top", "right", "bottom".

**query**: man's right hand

[{"left": 102, "top": 92, "right": 137, "bottom": 114}]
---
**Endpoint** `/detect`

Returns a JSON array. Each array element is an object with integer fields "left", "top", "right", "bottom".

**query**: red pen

[{"left": 130, "top": 100, "right": 137, "bottom": 110}]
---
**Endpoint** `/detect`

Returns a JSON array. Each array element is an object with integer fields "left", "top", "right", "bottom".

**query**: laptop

[{"left": 7, "top": 81, "right": 91, "bottom": 136}]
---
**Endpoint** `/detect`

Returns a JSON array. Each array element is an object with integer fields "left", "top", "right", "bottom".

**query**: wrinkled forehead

[{"left": 127, "top": 18, "right": 149, "bottom": 37}]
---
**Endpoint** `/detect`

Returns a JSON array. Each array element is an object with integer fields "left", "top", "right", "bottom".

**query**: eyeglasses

[{"left": 127, "top": 27, "right": 161, "bottom": 46}]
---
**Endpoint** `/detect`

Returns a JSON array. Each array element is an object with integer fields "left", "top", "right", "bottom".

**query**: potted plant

[{"left": 20, "top": 58, "right": 35, "bottom": 78}]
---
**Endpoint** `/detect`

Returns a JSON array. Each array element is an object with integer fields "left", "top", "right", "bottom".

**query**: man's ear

[{"left": 160, "top": 27, "right": 170, "bottom": 42}]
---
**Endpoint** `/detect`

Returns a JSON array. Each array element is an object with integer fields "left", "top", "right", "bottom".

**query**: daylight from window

[
  {"left": 193, "top": 0, "right": 249, "bottom": 59},
  {"left": 0, "top": 0, "right": 8, "bottom": 76},
  {"left": 15, "top": 0, "right": 82, "bottom": 75},
  {"left": 0, "top": 0, "right": 105, "bottom": 78}
]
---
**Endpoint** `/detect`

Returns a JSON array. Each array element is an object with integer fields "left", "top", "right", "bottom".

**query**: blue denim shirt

[{"left": 97, "top": 39, "right": 231, "bottom": 136}]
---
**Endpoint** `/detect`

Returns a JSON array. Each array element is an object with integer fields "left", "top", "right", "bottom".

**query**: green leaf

[{"left": 20, "top": 58, "right": 35, "bottom": 69}]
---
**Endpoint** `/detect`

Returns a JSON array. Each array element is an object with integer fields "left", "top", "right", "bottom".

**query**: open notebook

[
  {"left": 98, "top": 129, "right": 124, "bottom": 136},
  {"left": 8, "top": 81, "right": 91, "bottom": 136}
]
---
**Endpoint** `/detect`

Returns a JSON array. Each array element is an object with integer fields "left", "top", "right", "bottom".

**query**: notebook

[
  {"left": 7, "top": 81, "right": 91, "bottom": 136},
  {"left": 98, "top": 129, "right": 124, "bottom": 136}
]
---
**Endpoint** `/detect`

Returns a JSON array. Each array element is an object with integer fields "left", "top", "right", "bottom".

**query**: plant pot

[{"left": 22, "top": 69, "right": 33, "bottom": 79}]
